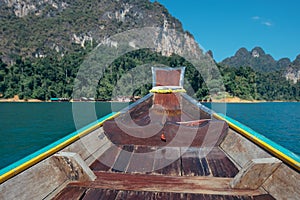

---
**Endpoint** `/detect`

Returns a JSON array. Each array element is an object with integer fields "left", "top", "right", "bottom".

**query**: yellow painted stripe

[
  {"left": 0, "top": 112, "right": 120, "bottom": 184},
  {"left": 213, "top": 113, "right": 300, "bottom": 171},
  {"left": 149, "top": 89, "right": 186, "bottom": 93}
]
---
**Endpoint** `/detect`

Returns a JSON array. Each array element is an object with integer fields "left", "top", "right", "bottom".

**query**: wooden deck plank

[
  {"left": 181, "top": 147, "right": 205, "bottom": 176},
  {"left": 154, "top": 158, "right": 182, "bottom": 176},
  {"left": 53, "top": 186, "right": 86, "bottom": 200},
  {"left": 112, "top": 145, "right": 134, "bottom": 172},
  {"left": 126, "top": 146, "right": 156, "bottom": 174},
  {"left": 82, "top": 188, "right": 119, "bottom": 200},
  {"left": 143, "top": 191, "right": 171, "bottom": 200},
  {"left": 211, "top": 158, "right": 226, "bottom": 177},
  {"left": 206, "top": 147, "right": 238, "bottom": 177},
  {"left": 115, "top": 190, "right": 140, "bottom": 200},
  {"left": 153, "top": 147, "right": 181, "bottom": 176},
  {"left": 69, "top": 171, "right": 265, "bottom": 196},
  {"left": 168, "top": 192, "right": 186, "bottom": 200},
  {"left": 200, "top": 157, "right": 211, "bottom": 176},
  {"left": 253, "top": 194, "right": 276, "bottom": 200},
  {"left": 91, "top": 145, "right": 238, "bottom": 178},
  {"left": 182, "top": 156, "right": 203, "bottom": 176},
  {"left": 114, "top": 190, "right": 174, "bottom": 200},
  {"left": 54, "top": 185, "right": 275, "bottom": 200},
  {"left": 90, "top": 145, "right": 121, "bottom": 171},
  {"left": 220, "top": 156, "right": 239, "bottom": 178},
  {"left": 140, "top": 191, "right": 169, "bottom": 200}
]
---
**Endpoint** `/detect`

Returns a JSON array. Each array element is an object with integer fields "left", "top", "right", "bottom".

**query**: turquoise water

[
  {"left": 204, "top": 102, "right": 300, "bottom": 156},
  {"left": 0, "top": 102, "right": 128, "bottom": 169},
  {"left": 0, "top": 102, "right": 299, "bottom": 169}
]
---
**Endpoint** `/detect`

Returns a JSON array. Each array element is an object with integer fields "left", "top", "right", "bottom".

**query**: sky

[{"left": 152, "top": 0, "right": 300, "bottom": 62}]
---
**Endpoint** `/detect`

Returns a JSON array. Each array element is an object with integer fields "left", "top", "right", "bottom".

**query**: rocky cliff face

[
  {"left": 220, "top": 47, "right": 300, "bottom": 83},
  {"left": 285, "top": 55, "right": 300, "bottom": 83},
  {"left": 0, "top": 0, "right": 199, "bottom": 64},
  {"left": 1, "top": 0, "right": 68, "bottom": 17},
  {"left": 285, "top": 67, "right": 300, "bottom": 84}
]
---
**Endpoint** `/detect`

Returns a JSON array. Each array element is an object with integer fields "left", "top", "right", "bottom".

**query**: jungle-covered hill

[{"left": 0, "top": 0, "right": 299, "bottom": 101}]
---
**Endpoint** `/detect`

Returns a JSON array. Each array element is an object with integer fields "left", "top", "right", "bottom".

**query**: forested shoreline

[
  {"left": 0, "top": 0, "right": 299, "bottom": 102},
  {"left": 0, "top": 49, "right": 299, "bottom": 102}
]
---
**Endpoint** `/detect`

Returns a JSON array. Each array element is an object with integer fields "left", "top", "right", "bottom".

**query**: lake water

[
  {"left": 0, "top": 102, "right": 299, "bottom": 169},
  {"left": 203, "top": 102, "right": 300, "bottom": 156},
  {"left": 0, "top": 102, "right": 129, "bottom": 169}
]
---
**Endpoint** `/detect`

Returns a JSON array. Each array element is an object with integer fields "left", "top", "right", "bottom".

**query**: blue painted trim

[
  {"left": 217, "top": 113, "right": 300, "bottom": 163},
  {"left": 0, "top": 112, "right": 117, "bottom": 176}
]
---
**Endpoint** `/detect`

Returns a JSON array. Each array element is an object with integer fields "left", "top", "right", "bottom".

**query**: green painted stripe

[
  {"left": 0, "top": 112, "right": 117, "bottom": 176},
  {"left": 217, "top": 113, "right": 300, "bottom": 164}
]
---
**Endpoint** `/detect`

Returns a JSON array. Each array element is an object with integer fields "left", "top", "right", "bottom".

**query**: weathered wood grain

[
  {"left": 53, "top": 186, "right": 86, "bottom": 200},
  {"left": 82, "top": 188, "right": 119, "bottom": 200},
  {"left": 89, "top": 145, "right": 121, "bottom": 171},
  {"left": 207, "top": 148, "right": 238, "bottom": 177},
  {"left": 69, "top": 171, "right": 265, "bottom": 196},
  {"left": 112, "top": 145, "right": 134, "bottom": 172},
  {"left": 126, "top": 146, "right": 156, "bottom": 173}
]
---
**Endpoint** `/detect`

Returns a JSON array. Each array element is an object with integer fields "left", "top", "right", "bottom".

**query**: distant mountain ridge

[{"left": 220, "top": 47, "right": 300, "bottom": 83}]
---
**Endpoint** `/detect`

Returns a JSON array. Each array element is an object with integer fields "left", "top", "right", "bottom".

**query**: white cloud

[
  {"left": 262, "top": 21, "right": 272, "bottom": 27},
  {"left": 252, "top": 16, "right": 260, "bottom": 20},
  {"left": 252, "top": 16, "right": 273, "bottom": 27}
]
